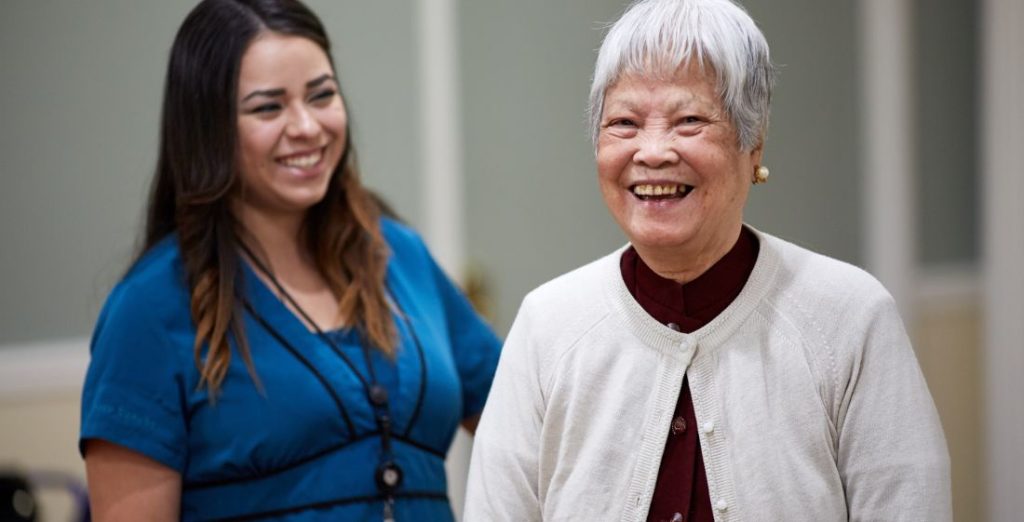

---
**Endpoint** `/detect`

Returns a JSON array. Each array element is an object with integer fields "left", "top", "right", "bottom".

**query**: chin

[
  {"left": 628, "top": 236, "right": 694, "bottom": 254},
  {"left": 621, "top": 220, "right": 696, "bottom": 251},
  {"left": 283, "top": 190, "right": 330, "bottom": 212}
]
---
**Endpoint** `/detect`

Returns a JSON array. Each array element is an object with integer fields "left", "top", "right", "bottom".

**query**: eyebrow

[
  {"left": 241, "top": 74, "right": 336, "bottom": 102},
  {"left": 604, "top": 96, "right": 705, "bottom": 117},
  {"left": 306, "top": 74, "right": 334, "bottom": 89}
]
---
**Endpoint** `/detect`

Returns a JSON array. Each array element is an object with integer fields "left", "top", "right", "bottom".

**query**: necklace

[{"left": 237, "top": 241, "right": 406, "bottom": 522}]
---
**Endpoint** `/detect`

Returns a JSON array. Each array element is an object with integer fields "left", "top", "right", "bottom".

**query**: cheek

[
  {"left": 688, "top": 150, "right": 749, "bottom": 207},
  {"left": 321, "top": 106, "right": 348, "bottom": 138},
  {"left": 237, "top": 124, "right": 278, "bottom": 166},
  {"left": 596, "top": 146, "right": 628, "bottom": 181},
  {"left": 713, "top": 171, "right": 751, "bottom": 214},
  {"left": 596, "top": 157, "right": 613, "bottom": 182},
  {"left": 328, "top": 117, "right": 347, "bottom": 139}
]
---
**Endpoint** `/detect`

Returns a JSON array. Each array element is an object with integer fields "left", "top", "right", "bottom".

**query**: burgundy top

[{"left": 621, "top": 227, "right": 759, "bottom": 522}]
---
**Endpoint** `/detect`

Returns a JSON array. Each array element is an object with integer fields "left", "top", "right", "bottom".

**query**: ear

[{"left": 747, "top": 138, "right": 765, "bottom": 166}]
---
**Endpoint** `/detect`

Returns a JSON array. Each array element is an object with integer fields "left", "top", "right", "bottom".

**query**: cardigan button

[
  {"left": 715, "top": 499, "right": 728, "bottom": 512},
  {"left": 671, "top": 416, "right": 687, "bottom": 435},
  {"left": 667, "top": 322, "right": 681, "bottom": 332},
  {"left": 702, "top": 421, "right": 715, "bottom": 434}
]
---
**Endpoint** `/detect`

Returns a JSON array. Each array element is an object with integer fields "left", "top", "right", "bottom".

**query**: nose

[
  {"left": 285, "top": 104, "right": 321, "bottom": 139},
  {"left": 632, "top": 132, "right": 679, "bottom": 168}
]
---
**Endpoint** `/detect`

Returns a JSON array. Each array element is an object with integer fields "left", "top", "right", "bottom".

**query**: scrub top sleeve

[
  {"left": 381, "top": 218, "right": 502, "bottom": 419},
  {"left": 80, "top": 283, "right": 190, "bottom": 473},
  {"left": 423, "top": 246, "right": 502, "bottom": 420}
]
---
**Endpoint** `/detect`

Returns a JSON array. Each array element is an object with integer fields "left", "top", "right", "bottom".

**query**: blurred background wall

[{"left": 1, "top": 0, "right": 1019, "bottom": 520}]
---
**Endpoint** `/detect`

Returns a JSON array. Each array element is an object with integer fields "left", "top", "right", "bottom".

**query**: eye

[
  {"left": 608, "top": 118, "right": 637, "bottom": 128},
  {"left": 678, "top": 115, "right": 703, "bottom": 125},
  {"left": 248, "top": 103, "right": 282, "bottom": 114},
  {"left": 310, "top": 89, "right": 336, "bottom": 104}
]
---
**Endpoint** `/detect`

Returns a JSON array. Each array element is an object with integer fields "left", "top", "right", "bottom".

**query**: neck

[
  {"left": 233, "top": 203, "right": 312, "bottom": 276},
  {"left": 233, "top": 203, "right": 342, "bottom": 332},
  {"left": 634, "top": 225, "right": 742, "bottom": 285}
]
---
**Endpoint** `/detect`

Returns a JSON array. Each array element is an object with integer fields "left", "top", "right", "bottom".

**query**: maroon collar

[{"left": 621, "top": 227, "right": 759, "bottom": 334}]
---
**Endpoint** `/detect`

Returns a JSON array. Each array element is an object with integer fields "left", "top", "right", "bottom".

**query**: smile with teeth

[
  {"left": 278, "top": 148, "right": 323, "bottom": 169},
  {"left": 631, "top": 183, "right": 693, "bottom": 200}
]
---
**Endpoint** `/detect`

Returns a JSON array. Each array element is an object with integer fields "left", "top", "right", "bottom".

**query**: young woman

[{"left": 80, "top": 1, "right": 501, "bottom": 520}]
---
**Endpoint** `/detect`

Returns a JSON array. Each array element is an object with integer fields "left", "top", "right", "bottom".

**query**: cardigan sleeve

[
  {"left": 835, "top": 294, "right": 952, "bottom": 521},
  {"left": 464, "top": 293, "right": 545, "bottom": 521}
]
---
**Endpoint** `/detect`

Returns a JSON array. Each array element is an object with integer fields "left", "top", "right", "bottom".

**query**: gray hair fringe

[{"left": 588, "top": 0, "right": 776, "bottom": 152}]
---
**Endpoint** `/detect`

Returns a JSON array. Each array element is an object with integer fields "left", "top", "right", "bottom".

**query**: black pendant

[
  {"left": 375, "top": 461, "right": 403, "bottom": 493},
  {"left": 369, "top": 384, "right": 389, "bottom": 407}
]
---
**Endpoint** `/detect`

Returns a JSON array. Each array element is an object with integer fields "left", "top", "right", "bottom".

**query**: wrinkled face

[
  {"left": 597, "top": 63, "right": 761, "bottom": 260},
  {"left": 234, "top": 32, "right": 347, "bottom": 217}
]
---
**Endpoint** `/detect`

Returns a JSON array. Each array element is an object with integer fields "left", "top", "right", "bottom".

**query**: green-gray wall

[
  {"left": 460, "top": 0, "right": 866, "bottom": 334},
  {"left": 0, "top": 0, "right": 978, "bottom": 343},
  {"left": 0, "top": 0, "right": 420, "bottom": 344}
]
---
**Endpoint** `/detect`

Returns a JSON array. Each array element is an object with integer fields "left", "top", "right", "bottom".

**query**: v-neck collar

[
  {"left": 238, "top": 257, "right": 433, "bottom": 442},
  {"left": 239, "top": 259, "right": 337, "bottom": 345}
]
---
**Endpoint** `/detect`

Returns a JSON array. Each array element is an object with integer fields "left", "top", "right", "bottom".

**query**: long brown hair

[{"left": 140, "top": 0, "right": 396, "bottom": 397}]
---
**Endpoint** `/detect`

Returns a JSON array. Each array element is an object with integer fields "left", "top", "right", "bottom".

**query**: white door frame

[
  {"left": 981, "top": 0, "right": 1024, "bottom": 519},
  {"left": 859, "top": 0, "right": 916, "bottom": 317}
]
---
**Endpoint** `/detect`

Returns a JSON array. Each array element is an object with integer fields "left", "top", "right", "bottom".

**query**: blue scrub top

[{"left": 80, "top": 219, "right": 502, "bottom": 521}]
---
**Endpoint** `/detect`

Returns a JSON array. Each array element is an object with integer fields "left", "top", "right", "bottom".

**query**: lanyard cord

[
  {"left": 236, "top": 240, "right": 380, "bottom": 391},
  {"left": 233, "top": 239, "right": 432, "bottom": 443},
  {"left": 235, "top": 242, "right": 408, "bottom": 514}
]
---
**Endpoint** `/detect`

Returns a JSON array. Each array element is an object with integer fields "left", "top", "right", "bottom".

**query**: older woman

[{"left": 464, "top": 0, "right": 950, "bottom": 520}]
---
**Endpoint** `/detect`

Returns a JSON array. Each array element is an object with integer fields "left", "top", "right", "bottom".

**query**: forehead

[
  {"left": 604, "top": 61, "right": 721, "bottom": 108},
  {"left": 238, "top": 32, "right": 333, "bottom": 88}
]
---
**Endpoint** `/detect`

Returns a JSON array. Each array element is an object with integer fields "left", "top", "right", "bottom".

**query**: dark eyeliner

[
  {"left": 249, "top": 103, "right": 280, "bottom": 114},
  {"left": 311, "top": 89, "right": 336, "bottom": 101}
]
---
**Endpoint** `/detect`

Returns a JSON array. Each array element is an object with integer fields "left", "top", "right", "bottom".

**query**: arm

[
  {"left": 837, "top": 296, "right": 952, "bottom": 521},
  {"left": 461, "top": 414, "right": 481, "bottom": 436},
  {"left": 84, "top": 440, "right": 181, "bottom": 522},
  {"left": 80, "top": 276, "right": 191, "bottom": 520},
  {"left": 412, "top": 231, "right": 502, "bottom": 423}
]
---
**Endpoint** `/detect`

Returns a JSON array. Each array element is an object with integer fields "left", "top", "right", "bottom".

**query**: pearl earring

[{"left": 753, "top": 165, "right": 770, "bottom": 184}]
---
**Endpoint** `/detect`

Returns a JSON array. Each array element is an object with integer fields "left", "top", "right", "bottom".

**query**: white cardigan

[{"left": 464, "top": 229, "right": 950, "bottom": 522}]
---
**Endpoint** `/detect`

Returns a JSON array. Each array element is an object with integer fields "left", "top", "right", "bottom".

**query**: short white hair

[{"left": 588, "top": 0, "right": 775, "bottom": 151}]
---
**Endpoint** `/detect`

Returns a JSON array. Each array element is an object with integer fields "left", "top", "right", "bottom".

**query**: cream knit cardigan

[{"left": 464, "top": 229, "right": 950, "bottom": 522}]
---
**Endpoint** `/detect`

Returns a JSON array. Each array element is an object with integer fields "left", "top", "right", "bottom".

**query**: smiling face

[
  {"left": 597, "top": 62, "right": 762, "bottom": 280},
  {"left": 234, "top": 32, "right": 347, "bottom": 220}
]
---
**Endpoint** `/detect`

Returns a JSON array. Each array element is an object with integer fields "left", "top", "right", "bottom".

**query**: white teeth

[
  {"left": 633, "top": 184, "right": 680, "bottom": 196},
  {"left": 280, "top": 151, "right": 322, "bottom": 168}
]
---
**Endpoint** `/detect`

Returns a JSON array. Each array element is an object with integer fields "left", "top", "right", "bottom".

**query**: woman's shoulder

[
  {"left": 100, "top": 236, "right": 189, "bottom": 327},
  {"left": 89, "top": 236, "right": 193, "bottom": 380},
  {"left": 511, "top": 248, "right": 621, "bottom": 340},
  {"left": 526, "top": 249, "right": 620, "bottom": 308},
  {"left": 379, "top": 217, "right": 425, "bottom": 253},
  {"left": 378, "top": 217, "right": 441, "bottom": 275},
  {"left": 121, "top": 236, "right": 187, "bottom": 293},
  {"left": 756, "top": 230, "right": 896, "bottom": 320}
]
